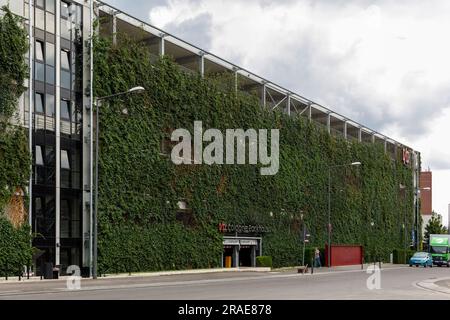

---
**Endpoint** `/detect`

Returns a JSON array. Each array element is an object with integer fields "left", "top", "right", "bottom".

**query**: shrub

[{"left": 256, "top": 256, "right": 272, "bottom": 268}]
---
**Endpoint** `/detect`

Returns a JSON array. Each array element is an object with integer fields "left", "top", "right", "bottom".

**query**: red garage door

[{"left": 325, "top": 244, "right": 363, "bottom": 267}]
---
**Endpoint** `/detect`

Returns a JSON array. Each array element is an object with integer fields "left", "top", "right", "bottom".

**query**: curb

[{"left": 415, "top": 277, "right": 450, "bottom": 295}]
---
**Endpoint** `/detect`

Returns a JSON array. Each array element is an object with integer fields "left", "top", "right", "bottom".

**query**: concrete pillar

[
  {"left": 286, "top": 94, "right": 291, "bottom": 116},
  {"left": 343, "top": 121, "right": 347, "bottom": 140},
  {"left": 28, "top": 0, "right": 34, "bottom": 229},
  {"left": 261, "top": 83, "right": 266, "bottom": 109},
  {"left": 251, "top": 246, "right": 256, "bottom": 267},
  {"left": 233, "top": 246, "right": 239, "bottom": 267},
  {"left": 81, "top": 0, "right": 94, "bottom": 272},
  {"left": 199, "top": 53, "right": 204, "bottom": 77},
  {"left": 234, "top": 68, "right": 238, "bottom": 94},
  {"left": 327, "top": 114, "right": 331, "bottom": 134},
  {"left": 112, "top": 11, "right": 117, "bottom": 45},
  {"left": 55, "top": 0, "right": 61, "bottom": 267},
  {"left": 159, "top": 34, "right": 165, "bottom": 56},
  {"left": 308, "top": 104, "right": 312, "bottom": 122},
  {"left": 358, "top": 128, "right": 362, "bottom": 142}
]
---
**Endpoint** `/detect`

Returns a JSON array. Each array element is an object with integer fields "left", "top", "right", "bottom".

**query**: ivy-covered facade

[{"left": 1, "top": 0, "right": 421, "bottom": 275}]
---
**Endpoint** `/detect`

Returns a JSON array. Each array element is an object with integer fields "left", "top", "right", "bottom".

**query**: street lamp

[
  {"left": 93, "top": 86, "right": 145, "bottom": 279},
  {"left": 327, "top": 161, "right": 361, "bottom": 267}
]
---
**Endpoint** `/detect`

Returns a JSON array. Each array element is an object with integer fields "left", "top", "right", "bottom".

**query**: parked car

[{"left": 409, "top": 252, "right": 433, "bottom": 268}]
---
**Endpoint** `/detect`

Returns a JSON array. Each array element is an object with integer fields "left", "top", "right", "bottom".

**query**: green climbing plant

[
  {"left": 94, "top": 33, "right": 416, "bottom": 272},
  {"left": 0, "top": 6, "right": 32, "bottom": 275}
]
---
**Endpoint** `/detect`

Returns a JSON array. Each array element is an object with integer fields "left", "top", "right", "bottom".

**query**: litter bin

[{"left": 43, "top": 262, "right": 53, "bottom": 279}]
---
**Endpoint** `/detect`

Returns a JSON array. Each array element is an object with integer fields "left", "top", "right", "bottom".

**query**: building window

[
  {"left": 35, "top": 62, "right": 45, "bottom": 82},
  {"left": 61, "top": 100, "right": 70, "bottom": 120},
  {"left": 46, "top": 12, "right": 55, "bottom": 33},
  {"left": 36, "top": 0, "right": 45, "bottom": 8},
  {"left": 61, "top": 50, "right": 70, "bottom": 70},
  {"left": 36, "top": 41, "right": 44, "bottom": 62},
  {"left": 35, "top": 93, "right": 44, "bottom": 114},
  {"left": 45, "top": 94, "right": 55, "bottom": 117},
  {"left": 46, "top": 42, "right": 54, "bottom": 66},
  {"left": 61, "top": 1, "right": 69, "bottom": 19},
  {"left": 45, "top": 0, "right": 55, "bottom": 13},
  {"left": 61, "top": 70, "right": 71, "bottom": 89},
  {"left": 45, "top": 146, "right": 55, "bottom": 166},
  {"left": 61, "top": 19, "right": 70, "bottom": 39},
  {"left": 61, "top": 150, "right": 70, "bottom": 170},
  {"left": 35, "top": 8, "right": 45, "bottom": 30},
  {"left": 46, "top": 65, "right": 55, "bottom": 85},
  {"left": 35, "top": 145, "right": 44, "bottom": 166}
]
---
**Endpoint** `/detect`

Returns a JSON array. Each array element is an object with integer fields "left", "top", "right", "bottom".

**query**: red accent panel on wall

[{"left": 325, "top": 244, "right": 363, "bottom": 267}]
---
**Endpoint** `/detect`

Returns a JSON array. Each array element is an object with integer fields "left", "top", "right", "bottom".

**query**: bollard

[
  {"left": 5, "top": 262, "right": 8, "bottom": 281},
  {"left": 27, "top": 265, "right": 30, "bottom": 280},
  {"left": 310, "top": 258, "right": 314, "bottom": 274}
]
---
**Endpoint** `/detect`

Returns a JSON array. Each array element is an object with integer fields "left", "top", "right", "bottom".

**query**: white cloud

[{"left": 148, "top": 0, "right": 450, "bottom": 223}]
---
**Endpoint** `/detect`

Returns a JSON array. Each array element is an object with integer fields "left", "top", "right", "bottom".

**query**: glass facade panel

[
  {"left": 45, "top": 94, "right": 54, "bottom": 117},
  {"left": 61, "top": 150, "right": 70, "bottom": 169},
  {"left": 35, "top": 62, "right": 44, "bottom": 82},
  {"left": 61, "top": 22, "right": 70, "bottom": 39},
  {"left": 35, "top": 93, "right": 44, "bottom": 113},
  {"left": 35, "top": 8, "right": 45, "bottom": 30},
  {"left": 45, "top": 12, "right": 55, "bottom": 33},
  {"left": 61, "top": 1, "right": 69, "bottom": 19},
  {"left": 46, "top": 42, "right": 54, "bottom": 66},
  {"left": 36, "top": 145, "right": 44, "bottom": 166},
  {"left": 61, "top": 100, "right": 70, "bottom": 120},
  {"left": 61, "top": 70, "right": 71, "bottom": 89},
  {"left": 61, "top": 50, "right": 70, "bottom": 70},
  {"left": 46, "top": 0, "right": 55, "bottom": 13},
  {"left": 36, "top": 41, "right": 44, "bottom": 61},
  {"left": 46, "top": 65, "right": 54, "bottom": 85}
]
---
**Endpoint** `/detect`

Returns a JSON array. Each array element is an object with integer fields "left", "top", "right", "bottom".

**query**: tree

[{"left": 424, "top": 212, "right": 448, "bottom": 241}]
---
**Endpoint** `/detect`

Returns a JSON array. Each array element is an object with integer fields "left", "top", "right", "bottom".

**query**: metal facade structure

[{"left": 1, "top": 0, "right": 422, "bottom": 274}]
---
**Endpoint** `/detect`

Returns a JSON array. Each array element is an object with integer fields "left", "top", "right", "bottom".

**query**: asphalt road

[{"left": 1, "top": 265, "right": 450, "bottom": 300}]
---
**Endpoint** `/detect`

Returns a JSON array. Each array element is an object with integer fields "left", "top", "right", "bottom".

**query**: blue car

[{"left": 409, "top": 252, "right": 433, "bottom": 268}]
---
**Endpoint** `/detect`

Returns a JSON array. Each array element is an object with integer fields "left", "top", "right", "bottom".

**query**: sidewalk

[
  {"left": 273, "top": 262, "right": 404, "bottom": 273},
  {"left": 0, "top": 263, "right": 405, "bottom": 285},
  {"left": 0, "top": 267, "right": 271, "bottom": 284}
]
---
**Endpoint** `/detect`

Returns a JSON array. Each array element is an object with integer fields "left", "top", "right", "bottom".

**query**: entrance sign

[{"left": 218, "top": 222, "right": 269, "bottom": 234}]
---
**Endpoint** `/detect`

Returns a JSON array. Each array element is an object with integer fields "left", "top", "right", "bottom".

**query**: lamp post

[
  {"left": 93, "top": 86, "right": 145, "bottom": 279},
  {"left": 327, "top": 161, "right": 361, "bottom": 267}
]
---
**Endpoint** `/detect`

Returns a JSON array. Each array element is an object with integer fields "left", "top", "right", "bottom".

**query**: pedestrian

[{"left": 314, "top": 247, "right": 321, "bottom": 268}]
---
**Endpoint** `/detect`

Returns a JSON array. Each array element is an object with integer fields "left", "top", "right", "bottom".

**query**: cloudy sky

[{"left": 105, "top": 0, "right": 450, "bottom": 224}]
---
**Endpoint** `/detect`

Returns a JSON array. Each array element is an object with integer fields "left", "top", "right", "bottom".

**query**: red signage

[{"left": 218, "top": 222, "right": 268, "bottom": 233}]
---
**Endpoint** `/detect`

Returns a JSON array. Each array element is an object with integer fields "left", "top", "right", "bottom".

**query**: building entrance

[{"left": 222, "top": 237, "right": 261, "bottom": 268}]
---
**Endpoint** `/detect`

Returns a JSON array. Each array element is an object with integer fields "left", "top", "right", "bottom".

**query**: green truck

[{"left": 429, "top": 234, "right": 450, "bottom": 267}]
